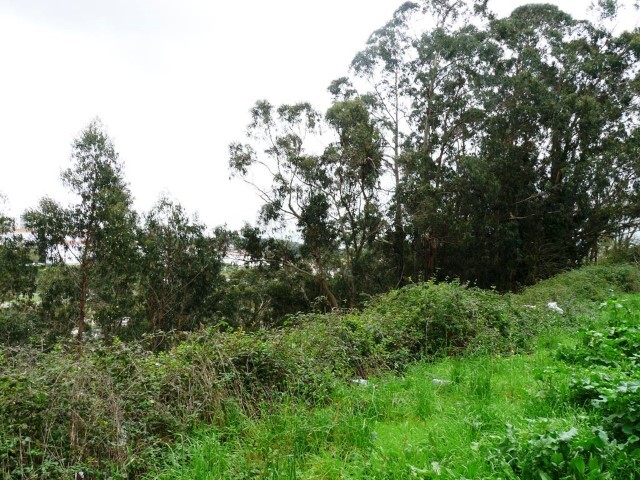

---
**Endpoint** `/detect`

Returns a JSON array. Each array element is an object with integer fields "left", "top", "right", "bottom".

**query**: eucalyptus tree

[
  {"left": 325, "top": 98, "right": 385, "bottom": 305},
  {"left": 24, "top": 120, "right": 138, "bottom": 341},
  {"left": 230, "top": 101, "right": 339, "bottom": 308},
  {"left": 340, "top": 0, "right": 639, "bottom": 288},
  {"left": 138, "top": 197, "right": 225, "bottom": 334},
  {"left": 345, "top": 0, "right": 493, "bottom": 283},
  {"left": 347, "top": 3, "right": 415, "bottom": 283},
  {"left": 230, "top": 99, "right": 384, "bottom": 308},
  {"left": 468, "top": 4, "right": 640, "bottom": 285},
  {"left": 402, "top": 3, "right": 495, "bottom": 280}
]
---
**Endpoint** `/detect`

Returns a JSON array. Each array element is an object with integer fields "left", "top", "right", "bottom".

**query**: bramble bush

[
  {"left": 558, "top": 299, "right": 640, "bottom": 451},
  {"left": 1, "top": 264, "right": 639, "bottom": 478},
  {"left": 496, "top": 419, "right": 638, "bottom": 479}
]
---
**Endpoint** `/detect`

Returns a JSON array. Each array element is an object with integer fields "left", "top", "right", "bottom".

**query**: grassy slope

[
  {"left": 152, "top": 276, "right": 640, "bottom": 479},
  {"left": 155, "top": 347, "right": 565, "bottom": 478}
]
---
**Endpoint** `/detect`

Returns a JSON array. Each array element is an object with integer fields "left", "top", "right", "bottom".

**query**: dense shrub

[
  {"left": 497, "top": 420, "right": 638, "bottom": 479},
  {"left": 1, "top": 264, "right": 639, "bottom": 478},
  {"left": 36, "top": 264, "right": 80, "bottom": 339},
  {"left": 556, "top": 298, "right": 640, "bottom": 450},
  {"left": 362, "top": 281, "right": 542, "bottom": 363},
  {"left": 0, "top": 305, "right": 41, "bottom": 345}
]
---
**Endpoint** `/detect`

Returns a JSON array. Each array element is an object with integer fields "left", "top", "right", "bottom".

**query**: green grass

[
  {"left": 152, "top": 349, "right": 565, "bottom": 478},
  {"left": 145, "top": 348, "right": 568, "bottom": 476}
]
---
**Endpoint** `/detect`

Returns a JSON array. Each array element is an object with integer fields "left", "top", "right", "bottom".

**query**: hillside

[
  {"left": 155, "top": 296, "right": 640, "bottom": 478},
  {"left": 2, "top": 264, "right": 640, "bottom": 478}
]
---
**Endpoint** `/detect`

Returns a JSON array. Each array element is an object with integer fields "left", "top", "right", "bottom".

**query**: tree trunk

[
  {"left": 77, "top": 256, "right": 89, "bottom": 345},
  {"left": 319, "top": 276, "right": 339, "bottom": 310},
  {"left": 147, "top": 297, "right": 156, "bottom": 333},
  {"left": 392, "top": 68, "right": 405, "bottom": 286},
  {"left": 312, "top": 245, "right": 339, "bottom": 309},
  {"left": 425, "top": 235, "right": 437, "bottom": 279}
]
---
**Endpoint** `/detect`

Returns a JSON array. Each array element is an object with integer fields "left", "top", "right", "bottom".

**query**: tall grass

[{"left": 148, "top": 338, "right": 567, "bottom": 478}]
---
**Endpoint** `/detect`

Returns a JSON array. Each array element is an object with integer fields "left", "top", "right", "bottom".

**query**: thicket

[{"left": 1, "top": 264, "right": 639, "bottom": 478}]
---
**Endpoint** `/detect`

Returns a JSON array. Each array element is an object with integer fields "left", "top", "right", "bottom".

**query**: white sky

[{"left": 0, "top": 0, "right": 637, "bottom": 230}]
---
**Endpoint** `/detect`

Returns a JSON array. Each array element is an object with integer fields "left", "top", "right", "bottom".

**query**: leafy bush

[
  {"left": 517, "top": 264, "right": 640, "bottom": 318},
  {"left": 0, "top": 305, "right": 41, "bottom": 345},
  {"left": 36, "top": 264, "right": 80, "bottom": 339},
  {"left": 497, "top": 420, "right": 637, "bottom": 479},
  {"left": 360, "top": 280, "right": 543, "bottom": 365},
  {"left": 554, "top": 299, "right": 640, "bottom": 452}
]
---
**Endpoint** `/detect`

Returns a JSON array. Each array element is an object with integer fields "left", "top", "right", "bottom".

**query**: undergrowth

[
  {"left": 1, "top": 263, "right": 639, "bottom": 478},
  {"left": 151, "top": 297, "right": 640, "bottom": 479}
]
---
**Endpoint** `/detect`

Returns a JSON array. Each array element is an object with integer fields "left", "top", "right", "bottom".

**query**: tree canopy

[
  {"left": 231, "top": 0, "right": 640, "bottom": 301},
  {"left": 2, "top": 2, "right": 639, "bottom": 343}
]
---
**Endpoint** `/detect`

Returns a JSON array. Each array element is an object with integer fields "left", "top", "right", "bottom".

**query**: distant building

[
  {"left": 222, "top": 248, "right": 263, "bottom": 268},
  {"left": 223, "top": 248, "right": 248, "bottom": 266}
]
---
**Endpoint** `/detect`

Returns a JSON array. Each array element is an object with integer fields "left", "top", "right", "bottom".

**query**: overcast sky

[{"left": 0, "top": 0, "right": 637, "bottom": 230}]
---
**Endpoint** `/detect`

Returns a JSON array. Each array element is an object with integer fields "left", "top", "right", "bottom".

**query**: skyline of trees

[
  {"left": 232, "top": 0, "right": 640, "bottom": 293},
  {"left": 1, "top": 1, "right": 639, "bottom": 344}
]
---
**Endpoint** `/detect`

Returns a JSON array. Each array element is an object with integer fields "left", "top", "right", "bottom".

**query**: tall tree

[
  {"left": 230, "top": 101, "right": 341, "bottom": 308},
  {"left": 338, "top": 0, "right": 640, "bottom": 289},
  {"left": 346, "top": 0, "right": 493, "bottom": 283},
  {"left": 471, "top": 4, "right": 640, "bottom": 285},
  {"left": 230, "top": 99, "right": 384, "bottom": 308},
  {"left": 348, "top": 3, "right": 416, "bottom": 284},
  {"left": 325, "top": 99, "right": 385, "bottom": 305},
  {"left": 24, "top": 119, "right": 138, "bottom": 341}
]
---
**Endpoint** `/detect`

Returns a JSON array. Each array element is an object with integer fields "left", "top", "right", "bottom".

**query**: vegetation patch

[
  {"left": 150, "top": 295, "right": 640, "bottom": 479},
  {"left": 1, "top": 264, "right": 639, "bottom": 478}
]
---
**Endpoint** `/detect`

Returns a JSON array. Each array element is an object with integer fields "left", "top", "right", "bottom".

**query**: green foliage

[
  {"left": 0, "top": 306, "right": 41, "bottom": 346},
  {"left": 2, "top": 264, "right": 636, "bottom": 477},
  {"left": 36, "top": 264, "right": 81, "bottom": 338},
  {"left": 230, "top": 95, "right": 386, "bottom": 309},
  {"left": 137, "top": 197, "right": 224, "bottom": 336},
  {"left": 23, "top": 119, "right": 139, "bottom": 342},
  {"left": 498, "top": 421, "right": 629, "bottom": 479},
  {"left": 516, "top": 263, "right": 640, "bottom": 317},
  {"left": 364, "top": 280, "right": 543, "bottom": 364},
  {"left": 151, "top": 293, "right": 640, "bottom": 479},
  {"left": 0, "top": 207, "right": 37, "bottom": 303},
  {"left": 2, "top": 0, "right": 640, "bottom": 474},
  {"left": 217, "top": 267, "right": 311, "bottom": 329},
  {"left": 345, "top": 0, "right": 640, "bottom": 291},
  {"left": 494, "top": 298, "right": 640, "bottom": 479},
  {"left": 554, "top": 298, "right": 640, "bottom": 451},
  {"left": 0, "top": 240, "right": 37, "bottom": 302}
]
